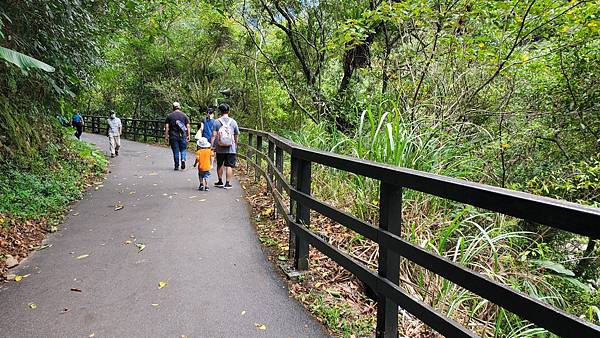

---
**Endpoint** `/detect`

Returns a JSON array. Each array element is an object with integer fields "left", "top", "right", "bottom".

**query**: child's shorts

[{"left": 198, "top": 171, "right": 210, "bottom": 179}]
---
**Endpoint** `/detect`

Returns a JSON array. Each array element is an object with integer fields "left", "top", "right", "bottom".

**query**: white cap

[
  {"left": 173, "top": 102, "right": 181, "bottom": 109},
  {"left": 197, "top": 137, "right": 210, "bottom": 148}
]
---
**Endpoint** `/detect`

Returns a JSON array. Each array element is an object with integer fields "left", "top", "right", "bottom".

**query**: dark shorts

[
  {"left": 216, "top": 153, "right": 237, "bottom": 168},
  {"left": 198, "top": 171, "right": 210, "bottom": 179}
]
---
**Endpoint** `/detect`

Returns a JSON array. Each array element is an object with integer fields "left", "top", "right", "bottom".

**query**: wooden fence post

[
  {"left": 376, "top": 182, "right": 401, "bottom": 338},
  {"left": 255, "top": 135, "right": 263, "bottom": 182},
  {"left": 268, "top": 140, "right": 275, "bottom": 182},
  {"left": 247, "top": 133, "right": 254, "bottom": 172},
  {"left": 292, "top": 155, "right": 311, "bottom": 271}
]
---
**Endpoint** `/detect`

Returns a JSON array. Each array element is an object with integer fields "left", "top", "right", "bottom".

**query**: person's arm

[
  {"left": 81, "top": 116, "right": 85, "bottom": 126},
  {"left": 186, "top": 123, "right": 191, "bottom": 141},
  {"left": 210, "top": 130, "right": 217, "bottom": 150}
]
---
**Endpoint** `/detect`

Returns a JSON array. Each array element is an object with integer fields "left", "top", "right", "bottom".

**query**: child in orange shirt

[{"left": 193, "top": 137, "right": 214, "bottom": 191}]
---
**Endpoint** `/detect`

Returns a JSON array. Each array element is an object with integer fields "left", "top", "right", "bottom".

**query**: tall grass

[{"left": 283, "top": 107, "right": 574, "bottom": 336}]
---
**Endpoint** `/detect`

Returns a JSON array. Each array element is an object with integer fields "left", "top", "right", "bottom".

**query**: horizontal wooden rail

[{"left": 239, "top": 127, "right": 600, "bottom": 338}]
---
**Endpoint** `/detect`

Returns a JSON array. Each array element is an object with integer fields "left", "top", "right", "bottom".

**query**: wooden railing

[
  {"left": 83, "top": 115, "right": 166, "bottom": 142},
  {"left": 239, "top": 127, "right": 600, "bottom": 338}
]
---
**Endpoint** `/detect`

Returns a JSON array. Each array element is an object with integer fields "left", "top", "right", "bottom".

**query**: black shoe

[
  {"left": 181, "top": 161, "right": 186, "bottom": 170},
  {"left": 224, "top": 182, "right": 232, "bottom": 190},
  {"left": 204, "top": 186, "right": 209, "bottom": 191},
  {"left": 174, "top": 167, "right": 179, "bottom": 171},
  {"left": 115, "top": 150, "right": 119, "bottom": 156},
  {"left": 214, "top": 181, "right": 224, "bottom": 188},
  {"left": 110, "top": 154, "right": 115, "bottom": 158},
  {"left": 198, "top": 184, "right": 204, "bottom": 191}
]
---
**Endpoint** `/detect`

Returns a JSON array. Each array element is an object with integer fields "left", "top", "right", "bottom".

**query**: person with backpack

[
  {"left": 210, "top": 103, "right": 239, "bottom": 189},
  {"left": 106, "top": 110, "right": 122, "bottom": 158},
  {"left": 164, "top": 102, "right": 191, "bottom": 170},
  {"left": 71, "top": 112, "right": 84, "bottom": 140}
]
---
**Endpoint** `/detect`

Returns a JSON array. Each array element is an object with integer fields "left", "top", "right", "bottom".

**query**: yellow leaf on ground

[
  {"left": 255, "top": 323, "right": 267, "bottom": 330},
  {"left": 15, "top": 275, "right": 23, "bottom": 282},
  {"left": 76, "top": 254, "right": 89, "bottom": 260},
  {"left": 158, "top": 280, "right": 167, "bottom": 289},
  {"left": 124, "top": 240, "right": 132, "bottom": 245},
  {"left": 114, "top": 204, "right": 124, "bottom": 211},
  {"left": 151, "top": 303, "right": 160, "bottom": 307},
  {"left": 89, "top": 333, "right": 95, "bottom": 338},
  {"left": 28, "top": 303, "right": 37, "bottom": 309},
  {"left": 241, "top": 310, "right": 246, "bottom": 315}
]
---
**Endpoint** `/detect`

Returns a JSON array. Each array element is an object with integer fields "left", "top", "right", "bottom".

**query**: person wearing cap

[
  {"left": 106, "top": 110, "right": 122, "bottom": 158},
  {"left": 193, "top": 137, "right": 214, "bottom": 191},
  {"left": 164, "top": 102, "right": 191, "bottom": 170},
  {"left": 210, "top": 103, "right": 239, "bottom": 189}
]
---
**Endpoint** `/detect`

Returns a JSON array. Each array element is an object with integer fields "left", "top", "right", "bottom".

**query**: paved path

[{"left": 0, "top": 133, "right": 329, "bottom": 338}]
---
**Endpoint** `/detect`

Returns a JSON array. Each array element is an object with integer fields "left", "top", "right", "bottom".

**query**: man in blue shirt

[{"left": 71, "top": 112, "right": 84, "bottom": 140}]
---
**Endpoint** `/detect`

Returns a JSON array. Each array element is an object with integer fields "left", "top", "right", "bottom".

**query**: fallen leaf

[
  {"left": 129, "top": 191, "right": 136, "bottom": 195},
  {"left": 15, "top": 275, "right": 23, "bottom": 282},
  {"left": 114, "top": 204, "right": 124, "bottom": 211},
  {"left": 124, "top": 240, "right": 132, "bottom": 245},
  {"left": 70, "top": 288, "right": 82, "bottom": 293},
  {"left": 189, "top": 196, "right": 197, "bottom": 199},
  {"left": 89, "top": 333, "right": 95, "bottom": 337},
  {"left": 28, "top": 303, "right": 37, "bottom": 309},
  {"left": 315, "top": 282, "right": 323, "bottom": 288},
  {"left": 37, "top": 244, "right": 53, "bottom": 251},
  {"left": 199, "top": 199, "right": 207, "bottom": 202},
  {"left": 151, "top": 303, "right": 160, "bottom": 307},
  {"left": 60, "top": 308, "right": 69, "bottom": 314},
  {"left": 255, "top": 323, "right": 267, "bottom": 330},
  {"left": 148, "top": 172, "right": 158, "bottom": 176},
  {"left": 136, "top": 243, "right": 146, "bottom": 253},
  {"left": 241, "top": 310, "right": 246, "bottom": 316},
  {"left": 76, "top": 254, "right": 90, "bottom": 260},
  {"left": 158, "top": 280, "right": 167, "bottom": 289}
]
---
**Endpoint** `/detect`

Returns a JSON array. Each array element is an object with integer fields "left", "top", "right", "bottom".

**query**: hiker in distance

[
  {"left": 164, "top": 102, "right": 191, "bottom": 170},
  {"left": 211, "top": 103, "right": 239, "bottom": 190},
  {"left": 71, "top": 112, "right": 84, "bottom": 140},
  {"left": 107, "top": 110, "right": 122, "bottom": 158}
]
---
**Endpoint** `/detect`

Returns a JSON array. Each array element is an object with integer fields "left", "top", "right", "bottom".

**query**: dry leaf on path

[
  {"left": 28, "top": 303, "right": 37, "bottom": 309},
  {"left": 15, "top": 275, "right": 23, "bottom": 282},
  {"left": 241, "top": 310, "right": 246, "bottom": 315},
  {"left": 158, "top": 280, "right": 167, "bottom": 289},
  {"left": 70, "top": 288, "right": 82, "bottom": 293},
  {"left": 76, "top": 254, "right": 89, "bottom": 260},
  {"left": 89, "top": 333, "right": 95, "bottom": 337},
  {"left": 60, "top": 308, "right": 69, "bottom": 314},
  {"left": 136, "top": 243, "right": 146, "bottom": 253},
  {"left": 151, "top": 303, "right": 160, "bottom": 307},
  {"left": 114, "top": 204, "right": 124, "bottom": 211},
  {"left": 255, "top": 323, "right": 267, "bottom": 330},
  {"left": 124, "top": 240, "right": 132, "bottom": 245}
]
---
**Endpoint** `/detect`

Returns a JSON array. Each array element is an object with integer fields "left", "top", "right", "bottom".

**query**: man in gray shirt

[
  {"left": 107, "top": 110, "right": 122, "bottom": 158},
  {"left": 210, "top": 103, "right": 239, "bottom": 189}
]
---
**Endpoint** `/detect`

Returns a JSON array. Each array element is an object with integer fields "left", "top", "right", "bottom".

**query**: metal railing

[{"left": 239, "top": 127, "right": 600, "bottom": 338}]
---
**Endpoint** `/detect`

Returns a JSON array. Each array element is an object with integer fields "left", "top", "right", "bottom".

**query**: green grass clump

[{"left": 0, "top": 137, "right": 107, "bottom": 223}]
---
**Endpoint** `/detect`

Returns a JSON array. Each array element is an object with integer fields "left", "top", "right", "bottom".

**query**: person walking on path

[
  {"left": 164, "top": 102, "right": 191, "bottom": 170},
  {"left": 71, "top": 112, "right": 84, "bottom": 140},
  {"left": 198, "top": 107, "right": 215, "bottom": 141},
  {"left": 107, "top": 110, "right": 122, "bottom": 158},
  {"left": 193, "top": 137, "right": 214, "bottom": 191},
  {"left": 211, "top": 103, "right": 239, "bottom": 190}
]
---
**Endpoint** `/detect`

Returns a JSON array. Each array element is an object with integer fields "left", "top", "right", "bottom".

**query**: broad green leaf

[
  {"left": 0, "top": 47, "right": 55, "bottom": 72},
  {"left": 531, "top": 260, "right": 575, "bottom": 276}
]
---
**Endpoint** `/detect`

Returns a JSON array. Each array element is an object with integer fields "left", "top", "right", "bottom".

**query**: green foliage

[
  {"left": 0, "top": 47, "right": 55, "bottom": 73},
  {"left": 0, "top": 138, "right": 106, "bottom": 221}
]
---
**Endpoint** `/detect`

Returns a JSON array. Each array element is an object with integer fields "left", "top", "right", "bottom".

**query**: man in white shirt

[{"left": 107, "top": 111, "right": 122, "bottom": 158}]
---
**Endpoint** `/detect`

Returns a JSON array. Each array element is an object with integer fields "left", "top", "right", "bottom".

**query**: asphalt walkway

[{"left": 0, "top": 133, "right": 329, "bottom": 338}]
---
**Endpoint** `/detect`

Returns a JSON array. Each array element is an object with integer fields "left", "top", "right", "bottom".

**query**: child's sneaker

[
  {"left": 198, "top": 184, "right": 204, "bottom": 191},
  {"left": 224, "top": 182, "right": 232, "bottom": 190},
  {"left": 204, "top": 186, "right": 210, "bottom": 192}
]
